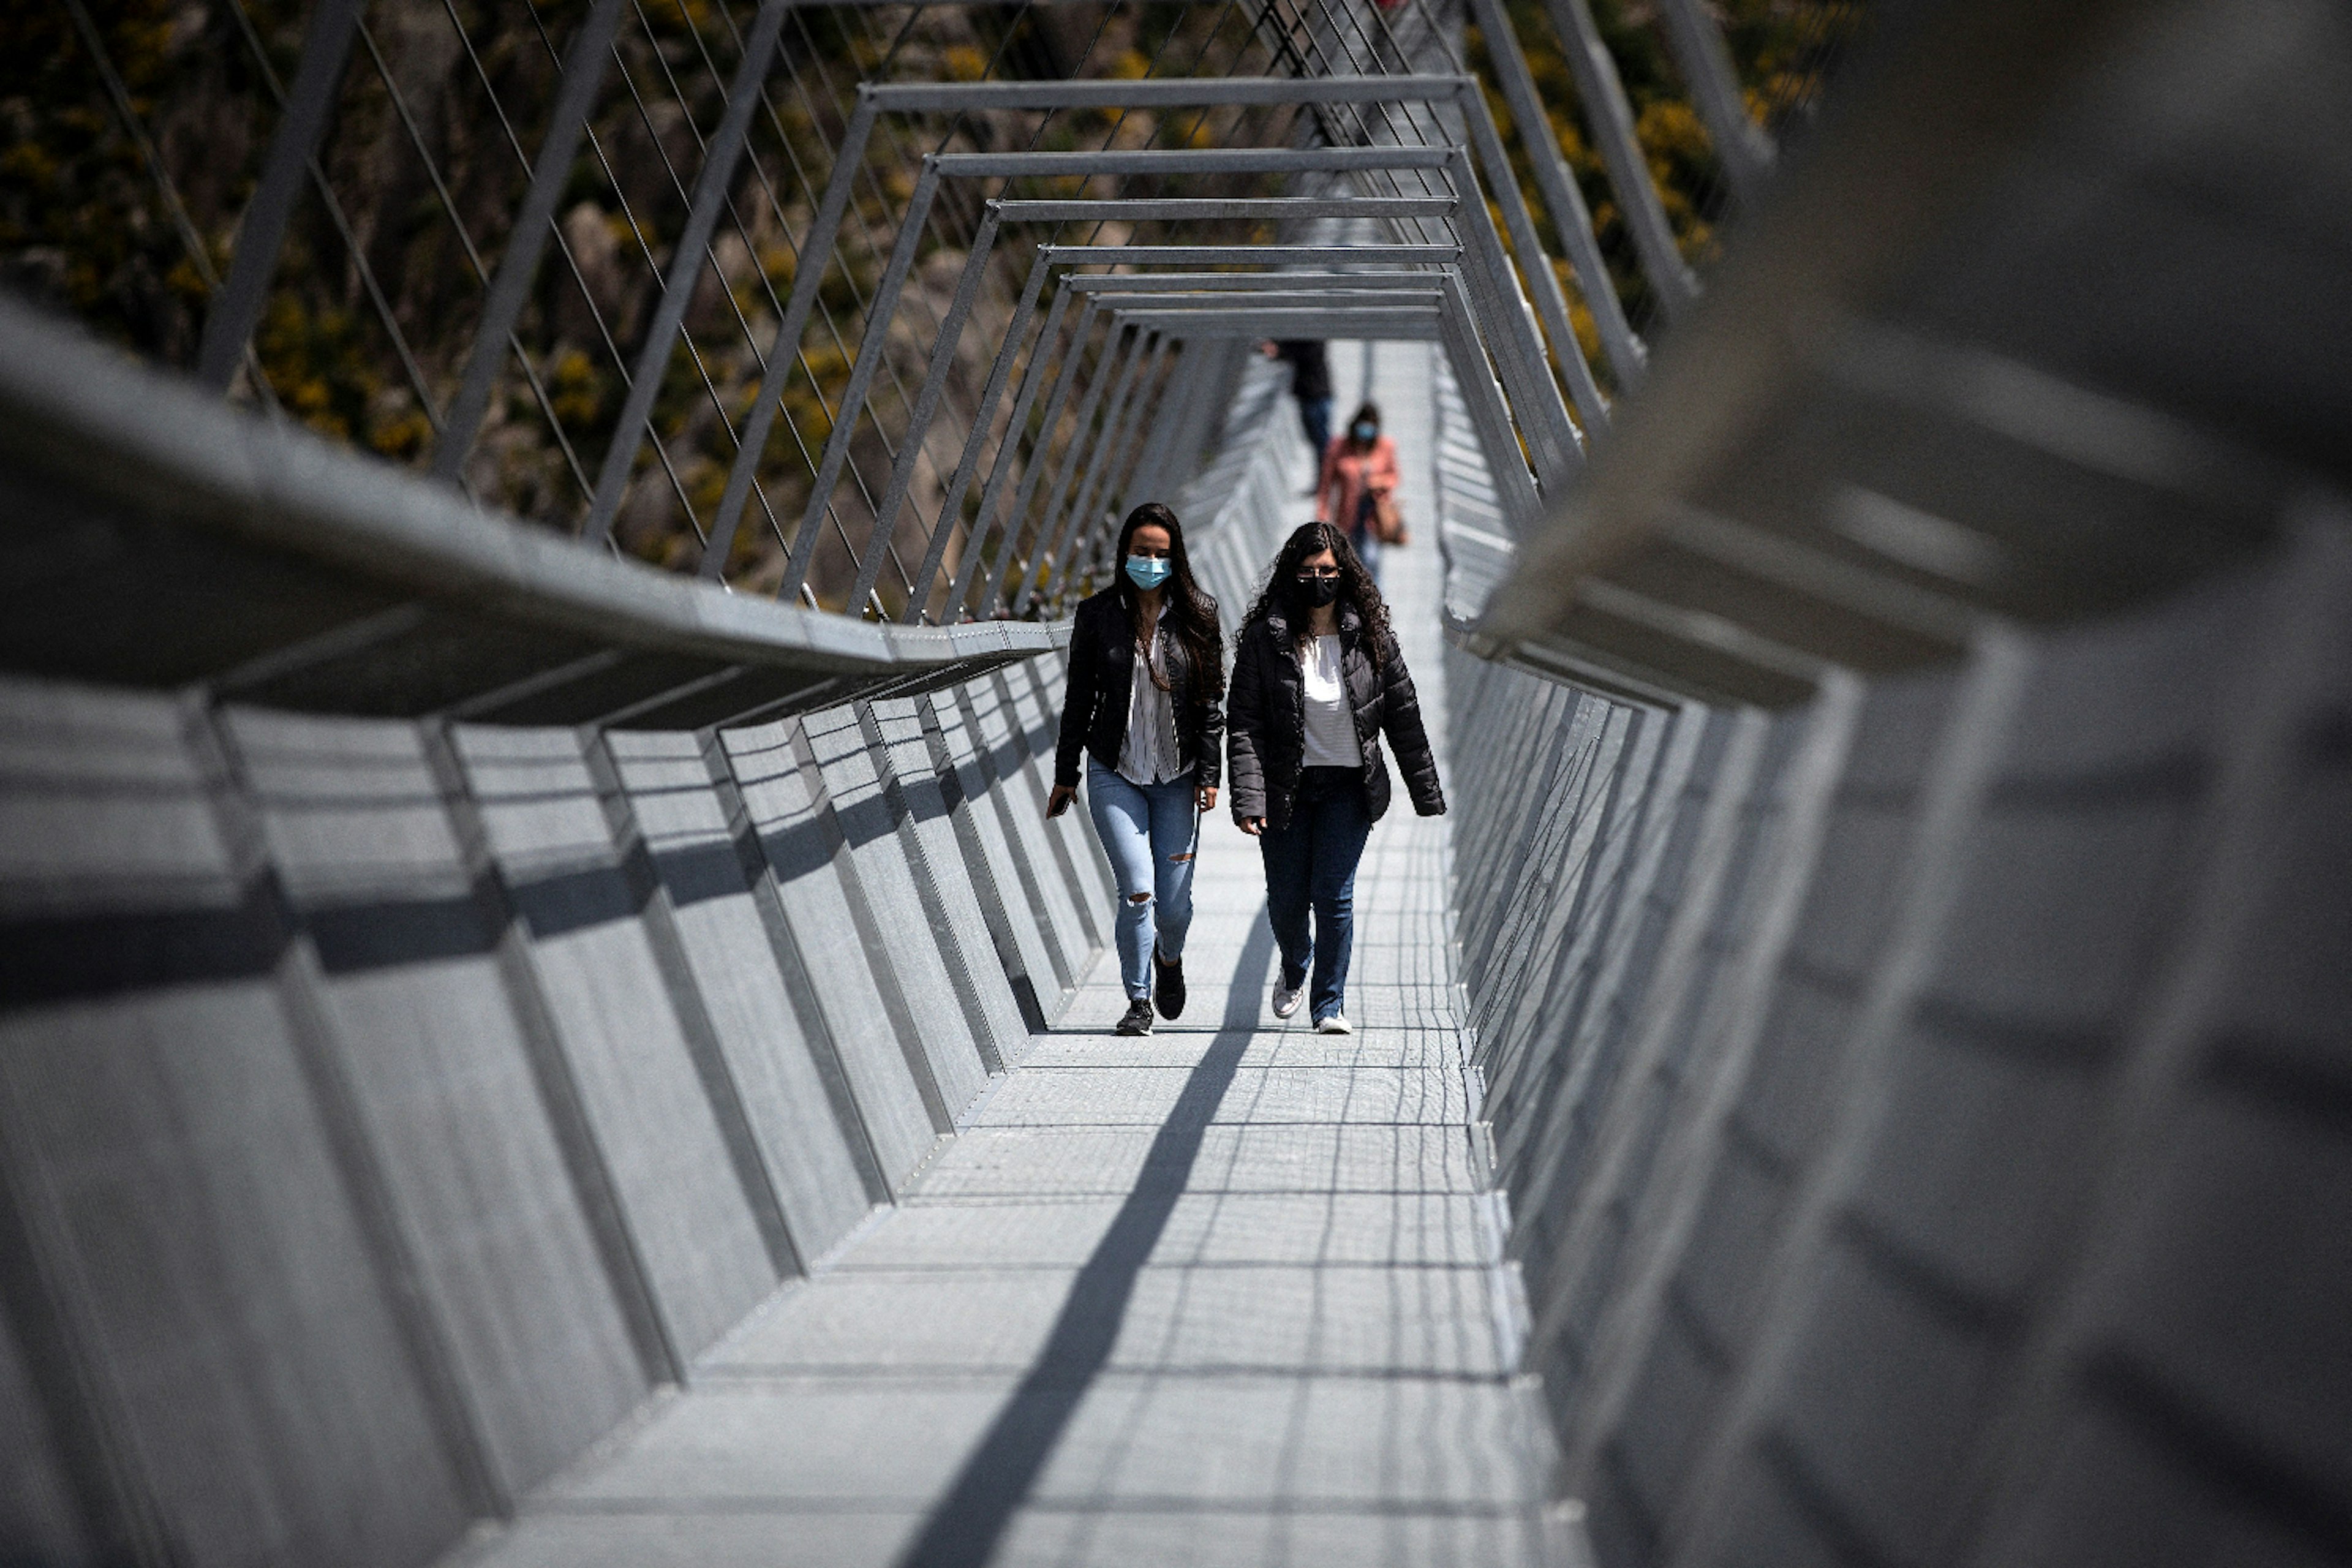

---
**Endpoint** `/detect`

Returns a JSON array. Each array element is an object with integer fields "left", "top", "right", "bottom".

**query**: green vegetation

[
  {"left": 4, "top": 0, "right": 1857, "bottom": 611},
  {"left": 1468, "top": 0, "right": 1863, "bottom": 331}
]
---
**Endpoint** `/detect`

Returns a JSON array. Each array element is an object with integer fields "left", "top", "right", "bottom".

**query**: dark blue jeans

[
  {"left": 1296, "top": 396, "right": 1332, "bottom": 474},
  {"left": 1259, "top": 767, "right": 1373, "bottom": 1023}
]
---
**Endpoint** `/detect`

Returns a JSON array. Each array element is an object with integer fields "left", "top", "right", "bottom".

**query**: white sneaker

[
  {"left": 1316, "top": 1014, "right": 1352, "bottom": 1035},
  {"left": 1272, "top": 974, "right": 1305, "bottom": 1019}
]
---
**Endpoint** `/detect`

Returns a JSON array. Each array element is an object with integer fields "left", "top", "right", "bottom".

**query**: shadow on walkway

[{"left": 894, "top": 914, "right": 1276, "bottom": 1568}]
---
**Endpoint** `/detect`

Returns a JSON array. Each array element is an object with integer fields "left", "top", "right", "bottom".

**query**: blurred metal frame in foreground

[{"left": 1471, "top": 0, "right": 2348, "bottom": 709}]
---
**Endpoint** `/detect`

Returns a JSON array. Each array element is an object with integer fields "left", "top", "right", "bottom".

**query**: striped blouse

[{"left": 1116, "top": 628, "right": 1185, "bottom": 785}]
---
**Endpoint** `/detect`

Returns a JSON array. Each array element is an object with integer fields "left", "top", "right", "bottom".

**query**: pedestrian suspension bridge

[{"left": 1, "top": 0, "right": 2348, "bottom": 1564}]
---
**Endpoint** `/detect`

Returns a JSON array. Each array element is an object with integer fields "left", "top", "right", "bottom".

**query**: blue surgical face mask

[
  {"left": 1352, "top": 421, "right": 1377, "bottom": 442},
  {"left": 1125, "top": 555, "right": 1172, "bottom": 590}
]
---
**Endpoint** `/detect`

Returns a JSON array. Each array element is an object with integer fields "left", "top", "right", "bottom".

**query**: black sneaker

[
  {"left": 1153, "top": 952, "right": 1186, "bottom": 1019},
  {"left": 1115, "top": 998, "right": 1155, "bottom": 1036}
]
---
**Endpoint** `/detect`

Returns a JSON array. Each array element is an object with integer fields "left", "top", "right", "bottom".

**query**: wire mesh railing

[{"left": 4, "top": 0, "right": 1841, "bottom": 654}]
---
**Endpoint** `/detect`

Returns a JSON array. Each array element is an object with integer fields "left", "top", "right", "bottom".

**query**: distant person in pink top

[{"left": 1316, "top": 401, "right": 1399, "bottom": 583}]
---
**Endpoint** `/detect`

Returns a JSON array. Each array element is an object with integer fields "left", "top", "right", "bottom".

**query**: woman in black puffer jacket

[
  {"left": 1227, "top": 520, "right": 1444, "bottom": 1033},
  {"left": 1049, "top": 503, "right": 1225, "bottom": 1036}
]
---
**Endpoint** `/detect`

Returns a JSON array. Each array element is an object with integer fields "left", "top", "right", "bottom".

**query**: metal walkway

[{"left": 454, "top": 344, "right": 1559, "bottom": 1568}]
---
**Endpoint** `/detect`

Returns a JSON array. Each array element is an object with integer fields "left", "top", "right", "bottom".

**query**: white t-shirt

[{"left": 1300, "top": 634, "right": 1361, "bottom": 769}]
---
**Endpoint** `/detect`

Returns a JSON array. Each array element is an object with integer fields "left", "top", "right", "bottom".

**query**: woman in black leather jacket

[
  {"left": 1049, "top": 503, "right": 1226, "bottom": 1035},
  {"left": 1227, "top": 520, "right": 1443, "bottom": 1033}
]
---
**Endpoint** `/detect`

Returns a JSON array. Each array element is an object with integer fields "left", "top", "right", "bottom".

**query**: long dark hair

[
  {"left": 1344, "top": 401, "right": 1382, "bottom": 451},
  {"left": 1112, "top": 502, "right": 1224, "bottom": 698},
  {"left": 1244, "top": 520, "right": 1392, "bottom": 669}
]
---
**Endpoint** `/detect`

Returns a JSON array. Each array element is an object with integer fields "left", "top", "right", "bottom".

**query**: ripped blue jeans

[{"left": 1085, "top": 759, "right": 1199, "bottom": 1001}]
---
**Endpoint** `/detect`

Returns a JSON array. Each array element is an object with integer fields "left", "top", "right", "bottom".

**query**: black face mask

[{"left": 1299, "top": 575, "right": 1341, "bottom": 608}]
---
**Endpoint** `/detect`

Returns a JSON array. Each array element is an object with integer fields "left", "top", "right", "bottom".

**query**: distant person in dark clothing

[{"left": 1264, "top": 339, "right": 1332, "bottom": 489}]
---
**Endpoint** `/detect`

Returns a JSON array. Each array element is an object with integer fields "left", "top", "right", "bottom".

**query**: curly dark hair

[
  {"left": 1112, "top": 502, "right": 1225, "bottom": 699},
  {"left": 1243, "top": 519, "right": 1392, "bottom": 669}
]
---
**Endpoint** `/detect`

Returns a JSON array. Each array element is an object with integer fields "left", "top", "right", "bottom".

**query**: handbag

[{"left": 1371, "top": 489, "right": 1408, "bottom": 547}]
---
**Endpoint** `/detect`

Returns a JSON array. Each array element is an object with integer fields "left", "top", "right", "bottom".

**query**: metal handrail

[{"left": 0, "top": 300, "right": 1066, "bottom": 727}]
